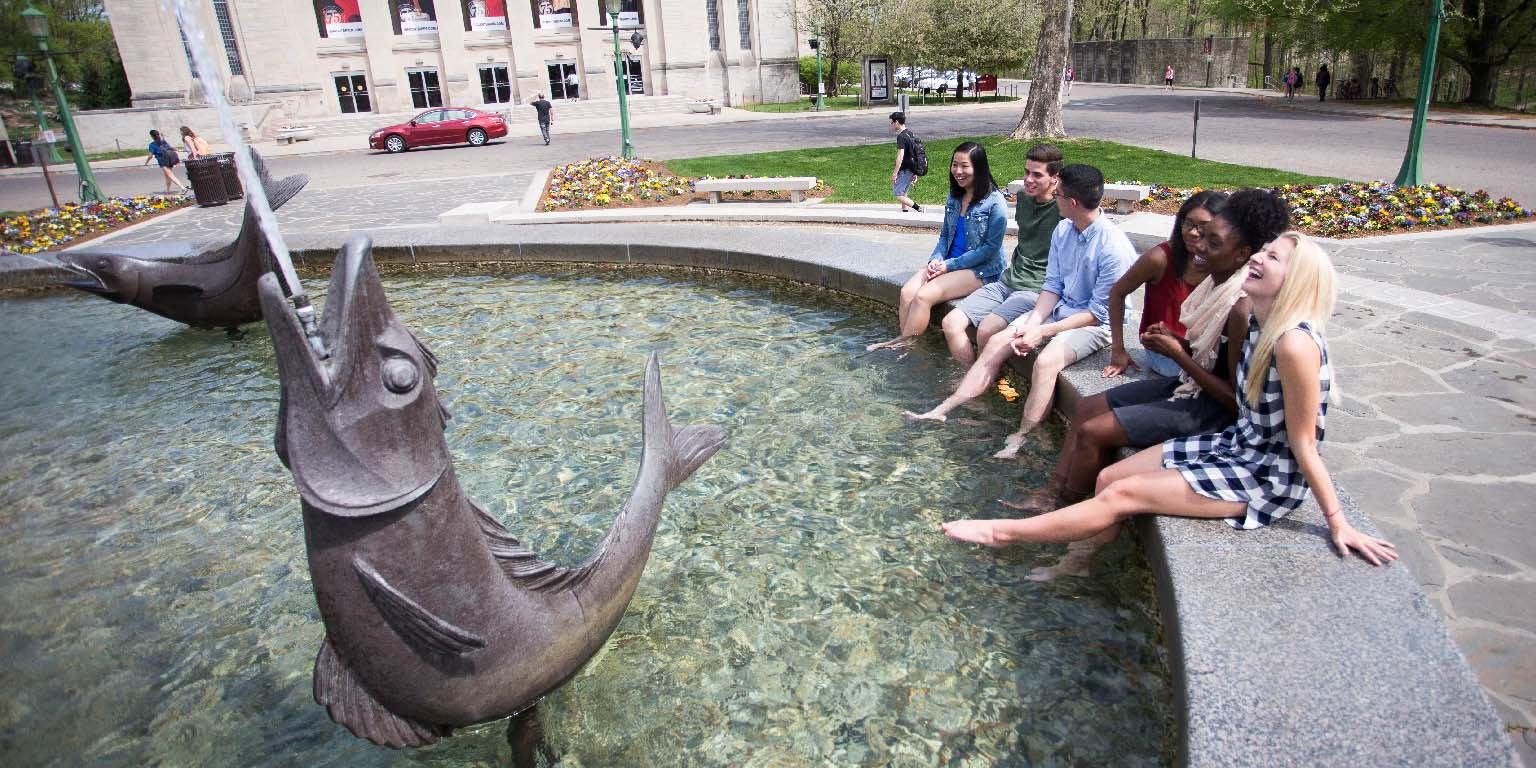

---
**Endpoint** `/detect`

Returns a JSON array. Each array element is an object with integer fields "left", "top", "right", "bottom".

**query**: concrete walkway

[{"left": 4, "top": 179, "right": 1532, "bottom": 762}]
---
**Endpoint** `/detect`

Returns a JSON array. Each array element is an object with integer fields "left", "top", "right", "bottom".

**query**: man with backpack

[{"left": 890, "top": 112, "right": 926, "bottom": 213}]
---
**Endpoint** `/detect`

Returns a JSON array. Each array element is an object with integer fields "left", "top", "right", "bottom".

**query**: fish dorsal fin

[
  {"left": 313, "top": 635, "right": 452, "bottom": 748},
  {"left": 470, "top": 501, "right": 593, "bottom": 593},
  {"left": 352, "top": 556, "right": 487, "bottom": 657}
]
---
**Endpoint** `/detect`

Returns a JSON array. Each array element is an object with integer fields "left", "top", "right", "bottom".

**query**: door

[
  {"left": 546, "top": 62, "right": 577, "bottom": 100},
  {"left": 410, "top": 109, "right": 452, "bottom": 145},
  {"left": 407, "top": 68, "right": 443, "bottom": 109},
  {"left": 334, "top": 73, "right": 371, "bottom": 114},
  {"left": 623, "top": 56, "right": 644, "bottom": 95}
]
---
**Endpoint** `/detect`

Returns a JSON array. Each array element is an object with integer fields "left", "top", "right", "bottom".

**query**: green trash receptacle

[
  {"left": 212, "top": 152, "right": 243, "bottom": 199},
  {"left": 185, "top": 157, "right": 229, "bottom": 206}
]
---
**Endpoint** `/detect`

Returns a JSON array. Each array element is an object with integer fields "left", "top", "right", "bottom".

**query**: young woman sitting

[
  {"left": 867, "top": 142, "right": 1008, "bottom": 353},
  {"left": 944, "top": 232, "right": 1396, "bottom": 569}
]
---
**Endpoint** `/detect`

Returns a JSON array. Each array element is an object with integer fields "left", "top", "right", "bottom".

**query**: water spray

[{"left": 167, "top": 0, "right": 328, "bottom": 360}]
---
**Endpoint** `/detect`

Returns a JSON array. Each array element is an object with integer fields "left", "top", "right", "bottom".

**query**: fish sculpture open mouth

[{"left": 258, "top": 235, "right": 727, "bottom": 747}]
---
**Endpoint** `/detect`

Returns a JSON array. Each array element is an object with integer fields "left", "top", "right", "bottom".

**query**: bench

[
  {"left": 1005, "top": 180, "right": 1150, "bottom": 213},
  {"left": 274, "top": 125, "right": 316, "bottom": 144},
  {"left": 686, "top": 99, "right": 721, "bottom": 115},
  {"left": 693, "top": 176, "right": 817, "bottom": 204}
]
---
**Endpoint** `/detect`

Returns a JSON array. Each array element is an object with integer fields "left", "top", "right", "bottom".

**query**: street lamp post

[
  {"left": 21, "top": 4, "right": 104, "bottom": 202},
  {"left": 17, "top": 56, "right": 65, "bottom": 164},
  {"left": 590, "top": 11, "right": 642, "bottom": 158},
  {"left": 1394, "top": 0, "right": 1446, "bottom": 188},
  {"left": 813, "top": 27, "right": 824, "bottom": 111}
]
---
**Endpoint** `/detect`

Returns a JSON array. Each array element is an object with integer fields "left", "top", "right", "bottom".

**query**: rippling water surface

[{"left": 0, "top": 266, "right": 1169, "bottom": 766}]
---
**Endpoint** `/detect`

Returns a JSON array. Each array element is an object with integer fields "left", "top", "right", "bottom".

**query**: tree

[
  {"left": 1, "top": 0, "right": 131, "bottom": 109},
  {"left": 1012, "top": 0, "right": 1075, "bottom": 137},
  {"left": 1439, "top": 0, "right": 1536, "bottom": 105},
  {"left": 924, "top": 0, "right": 1038, "bottom": 99},
  {"left": 796, "top": 0, "right": 879, "bottom": 98}
]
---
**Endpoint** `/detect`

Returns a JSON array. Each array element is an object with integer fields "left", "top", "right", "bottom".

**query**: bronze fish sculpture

[
  {"left": 257, "top": 234, "right": 726, "bottom": 747},
  {"left": 56, "top": 151, "right": 308, "bottom": 332}
]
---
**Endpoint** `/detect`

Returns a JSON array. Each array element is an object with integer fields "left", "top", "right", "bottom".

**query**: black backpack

[{"left": 904, "top": 130, "right": 929, "bottom": 177}]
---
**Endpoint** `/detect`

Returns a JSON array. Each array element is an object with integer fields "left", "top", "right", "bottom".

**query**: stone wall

[{"left": 1072, "top": 37, "right": 1249, "bottom": 88}]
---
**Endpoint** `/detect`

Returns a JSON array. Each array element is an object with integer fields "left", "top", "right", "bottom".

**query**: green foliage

[
  {"left": 798, "top": 55, "right": 858, "bottom": 94},
  {"left": 1, "top": 0, "right": 130, "bottom": 109},
  {"left": 666, "top": 136, "right": 1345, "bottom": 204}
]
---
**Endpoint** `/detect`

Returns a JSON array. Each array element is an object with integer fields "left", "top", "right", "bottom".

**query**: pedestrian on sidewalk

[
  {"left": 889, "top": 111, "right": 923, "bottom": 213},
  {"left": 1063, "top": 66, "right": 1075, "bottom": 100},
  {"left": 1316, "top": 63, "right": 1331, "bottom": 102},
  {"left": 531, "top": 94, "right": 553, "bottom": 145},
  {"left": 179, "top": 125, "right": 211, "bottom": 159},
  {"left": 1283, "top": 68, "right": 1299, "bottom": 100},
  {"left": 1164, "top": 65, "right": 1175, "bottom": 91},
  {"left": 144, "top": 129, "right": 187, "bottom": 195}
]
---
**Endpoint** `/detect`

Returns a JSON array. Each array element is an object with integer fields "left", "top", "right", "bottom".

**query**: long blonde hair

[{"left": 1244, "top": 231, "right": 1336, "bottom": 407}]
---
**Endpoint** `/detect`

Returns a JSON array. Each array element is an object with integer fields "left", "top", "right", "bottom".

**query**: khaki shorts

[{"left": 1044, "top": 325, "right": 1111, "bottom": 365}]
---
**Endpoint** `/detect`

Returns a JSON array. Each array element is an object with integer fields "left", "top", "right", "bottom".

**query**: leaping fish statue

[
  {"left": 55, "top": 151, "right": 308, "bottom": 332},
  {"left": 257, "top": 235, "right": 726, "bottom": 747}
]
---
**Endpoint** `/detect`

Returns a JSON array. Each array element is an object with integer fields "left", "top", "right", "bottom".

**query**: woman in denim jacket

[{"left": 868, "top": 141, "right": 1009, "bottom": 352}]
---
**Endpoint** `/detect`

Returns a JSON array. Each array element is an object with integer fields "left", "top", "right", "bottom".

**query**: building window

[
  {"left": 531, "top": 0, "right": 576, "bottom": 29},
  {"left": 333, "top": 72, "right": 370, "bottom": 113},
  {"left": 705, "top": 0, "right": 720, "bottom": 51},
  {"left": 479, "top": 64, "right": 512, "bottom": 103},
  {"left": 210, "top": 0, "right": 245, "bottom": 75},
  {"left": 407, "top": 68, "right": 443, "bottom": 108},
  {"left": 597, "top": 0, "right": 642, "bottom": 25},
  {"left": 737, "top": 0, "right": 751, "bottom": 49}
]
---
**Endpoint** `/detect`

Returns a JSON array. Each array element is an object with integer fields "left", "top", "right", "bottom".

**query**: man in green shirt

[{"left": 940, "top": 144, "right": 1064, "bottom": 366}]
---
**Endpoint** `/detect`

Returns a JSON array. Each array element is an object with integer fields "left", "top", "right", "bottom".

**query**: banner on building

[
  {"left": 618, "top": 0, "right": 639, "bottom": 27},
  {"left": 396, "top": 0, "right": 438, "bottom": 34},
  {"left": 466, "top": 0, "right": 507, "bottom": 31},
  {"left": 539, "top": 0, "right": 574, "bottom": 29},
  {"left": 317, "top": 0, "right": 364, "bottom": 38}
]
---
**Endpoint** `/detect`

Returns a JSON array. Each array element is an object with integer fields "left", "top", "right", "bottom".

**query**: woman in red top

[{"left": 1004, "top": 190, "right": 1291, "bottom": 553}]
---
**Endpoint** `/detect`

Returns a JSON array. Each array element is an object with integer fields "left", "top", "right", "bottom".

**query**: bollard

[{"left": 1191, "top": 98, "right": 1200, "bottom": 159}]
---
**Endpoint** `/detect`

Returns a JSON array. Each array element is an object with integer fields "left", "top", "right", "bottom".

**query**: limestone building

[{"left": 101, "top": 0, "right": 800, "bottom": 122}]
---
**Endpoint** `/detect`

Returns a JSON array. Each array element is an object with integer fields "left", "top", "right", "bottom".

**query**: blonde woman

[
  {"left": 943, "top": 233, "right": 1397, "bottom": 566},
  {"left": 179, "top": 125, "right": 212, "bottom": 159}
]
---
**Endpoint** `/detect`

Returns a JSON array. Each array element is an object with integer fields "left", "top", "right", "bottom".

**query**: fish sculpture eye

[{"left": 382, "top": 357, "right": 419, "bottom": 394}]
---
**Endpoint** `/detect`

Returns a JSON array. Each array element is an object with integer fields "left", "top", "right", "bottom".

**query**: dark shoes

[{"left": 912, "top": 203, "right": 923, "bottom": 213}]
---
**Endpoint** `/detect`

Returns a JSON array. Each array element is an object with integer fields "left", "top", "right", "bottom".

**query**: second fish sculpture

[{"left": 258, "top": 234, "right": 726, "bottom": 747}]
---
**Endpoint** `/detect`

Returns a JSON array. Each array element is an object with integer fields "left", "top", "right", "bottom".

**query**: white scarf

[{"left": 1171, "top": 269, "right": 1246, "bottom": 399}]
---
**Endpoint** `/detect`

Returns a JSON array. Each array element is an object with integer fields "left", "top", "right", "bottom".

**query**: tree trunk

[
  {"left": 1011, "top": 0, "right": 1074, "bottom": 138},
  {"left": 1184, "top": 0, "right": 1199, "bottom": 37},
  {"left": 1262, "top": 24, "right": 1273, "bottom": 85},
  {"left": 1140, "top": 0, "right": 1150, "bottom": 38}
]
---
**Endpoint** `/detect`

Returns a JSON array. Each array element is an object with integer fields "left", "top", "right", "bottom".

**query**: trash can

[
  {"left": 184, "top": 157, "right": 229, "bottom": 206},
  {"left": 14, "top": 141, "right": 34, "bottom": 167},
  {"left": 212, "top": 152, "right": 243, "bottom": 199}
]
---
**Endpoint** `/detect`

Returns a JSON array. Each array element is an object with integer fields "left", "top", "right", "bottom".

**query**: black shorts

[
  {"left": 1105, "top": 376, "right": 1231, "bottom": 447},
  {"left": 1164, "top": 77, "right": 1174, "bottom": 86}
]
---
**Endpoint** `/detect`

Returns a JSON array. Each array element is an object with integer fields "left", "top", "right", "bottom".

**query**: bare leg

[
  {"left": 974, "top": 314, "right": 1010, "bottom": 354},
  {"left": 904, "top": 328, "right": 1017, "bottom": 422},
  {"left": 940, "top": 308, "right": 977, "bottom": 366},
  {"left": 942, "top": 446, "right": 1245, "bottom": 546},
  {"left": 1002, "top": 393, "right": 1110, "bottom": 511},
  {"left": 1064, "top": 408, "right": 1131, "bottom": 499},
  {"left": 898, "top": 270, "right": 982, "bottom": 338},
  {"left": 994, "top": 335, "right": 1073, "bottom": 458},
  {"left": 868, "top": 269, "right": 927, "bottom": 351}
]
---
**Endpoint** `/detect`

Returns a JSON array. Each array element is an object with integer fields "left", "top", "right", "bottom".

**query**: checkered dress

[{"left": 1161, "top": 317, "right": 1332, "bottom": 529}]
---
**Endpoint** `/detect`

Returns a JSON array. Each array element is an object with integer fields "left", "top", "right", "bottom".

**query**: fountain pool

[{"left": 0, "top": 264, "right": 1169, "bottom": 766}]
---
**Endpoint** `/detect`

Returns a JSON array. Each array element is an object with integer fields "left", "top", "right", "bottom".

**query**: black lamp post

[{"left": 21, "top": 3, "right": 104, "bottom": 202}]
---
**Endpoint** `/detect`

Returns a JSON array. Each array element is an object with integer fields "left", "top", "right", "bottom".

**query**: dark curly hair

[
  {"left": 1214, "top": 188, "right": 1291, "bottom": 254},
  {"left": 1169, "top": 190, "right": 1228, "bottom": 276}
]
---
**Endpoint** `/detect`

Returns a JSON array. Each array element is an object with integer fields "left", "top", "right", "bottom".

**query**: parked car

[{"left": 369, "top": 107, "right": 507, "bottom": 153}]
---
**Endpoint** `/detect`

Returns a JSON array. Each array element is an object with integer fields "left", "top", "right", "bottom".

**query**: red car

[{"left": 369, "top": 107, "right": 507, "bottom": 153}]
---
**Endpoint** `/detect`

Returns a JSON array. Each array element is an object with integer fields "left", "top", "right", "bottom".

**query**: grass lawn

[
  {"left": 739, "top": 94, "right": 1020, "bottom": 113},
  {"left": 666, "top": 136, "right": 1347, "bottom": 205},
  {"left": 62, "top": 147, "right": 146, "bottom": 162}
]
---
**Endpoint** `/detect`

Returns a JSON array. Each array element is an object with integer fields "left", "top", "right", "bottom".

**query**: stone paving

[{"left": 5, "top": 185, "right": 1534, "bottom": 762}]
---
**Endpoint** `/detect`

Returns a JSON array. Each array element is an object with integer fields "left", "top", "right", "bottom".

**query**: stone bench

[
  {"left": 686, "top": 99, "right": 721, "bottom": 115},
  {"left": 1005, "top": 180, "right": 1149, "bottom": 213},
  {"left": 693, "top": 177, "right": 817, "bottom": 204},
  {"left": 274, "top": 125, "right": 316, "bottom": 144}
]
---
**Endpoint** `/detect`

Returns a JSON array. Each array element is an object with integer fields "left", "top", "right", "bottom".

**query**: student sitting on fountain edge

[{"left": 904, "top": 164, "right": 1137, "bottom": 460}]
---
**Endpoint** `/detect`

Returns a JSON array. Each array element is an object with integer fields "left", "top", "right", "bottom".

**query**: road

[{"left": 3, "top": 84, "right": 1533, "bottom": 211}]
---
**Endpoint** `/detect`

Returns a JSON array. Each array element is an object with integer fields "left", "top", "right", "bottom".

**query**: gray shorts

[
  {"left": 1042, "top": 325, "right": 1112, "bottom": 365},
  {"left": 955, "top": 282, "right": 1040, "bottom": 326},
  {"left": 893, "top": 169, "right": 916, "bottom": 197},
  {"left": 1106, "top": 376, "right": 1233, "bottom": 446}
]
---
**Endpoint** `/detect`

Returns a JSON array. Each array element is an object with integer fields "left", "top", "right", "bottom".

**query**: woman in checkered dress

[{"left": 942, "top": 233, "right": 1397, "bottom": 566}]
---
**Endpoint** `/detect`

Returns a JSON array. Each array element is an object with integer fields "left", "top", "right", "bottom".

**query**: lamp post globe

[{"left": 21, "top": 4, "right": 48, "bottom": 39}]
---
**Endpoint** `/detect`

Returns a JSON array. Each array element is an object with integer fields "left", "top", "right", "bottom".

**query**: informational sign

[
  {"left": 976, "top": 74, "right": 997, "bottom": 92},
  {"left": 618, "top": 0, "right": 639, "bottom": 26},
  {"left": 539, "top": 0, "right": 573, "bottom": 29},
  {"left": 397, "top": 0, "right": 438, "bottom": 34},
  {"left": 467, "top": 0, "right": 506, "bottom": 31},
  {"left": 42, "top": 130, "right": 58, "bottom": 143},
  {"left": 868, "top": 59, "right": 889, "bottom": 100},
  {"left": 318, "top": 0, "right": 365, "bottom": 38}
]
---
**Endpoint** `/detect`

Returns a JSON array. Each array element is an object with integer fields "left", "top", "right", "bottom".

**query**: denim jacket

[{"left": 930, "top": 189, "right": 1008, "bottom": 281}]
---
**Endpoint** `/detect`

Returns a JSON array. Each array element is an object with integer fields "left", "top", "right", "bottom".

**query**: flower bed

[
  {"left": 539, "top": 157, "right": 830, "bottom": 212},
  {"left": 1, "top": 195, "right": 191, "bottom": 254},
  {"left": 1133, "top": 181, "right": 1532, "bottom": 238}
]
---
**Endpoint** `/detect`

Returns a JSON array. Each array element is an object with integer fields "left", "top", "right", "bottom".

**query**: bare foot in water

[
  {"left": 866, "top": 337, "right": 914, "bottom": 352},
  {"left": 1025, "top": 541, "right": 1101, "bottom": 581},
  {"left": 902, "top": 409, "right": 947, "bottom": 424},
  {"left": 999, "top": 486, "right": 1060, "bottom": 514},
  {"left": 992, "top": 431, "right": 1027, "bottom": 459}
]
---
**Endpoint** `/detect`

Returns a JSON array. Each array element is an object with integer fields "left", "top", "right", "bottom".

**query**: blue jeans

[
  {"left": 1144, "top": 349, "right": 1184, "bottom": 377},
  {"left": 538, "top": 121, "right": 550, "bottom": 144}
]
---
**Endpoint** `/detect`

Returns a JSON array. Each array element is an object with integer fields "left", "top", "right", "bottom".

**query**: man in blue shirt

[{"left": 905, "top": 164, "right": 1135, "bottom": 460}]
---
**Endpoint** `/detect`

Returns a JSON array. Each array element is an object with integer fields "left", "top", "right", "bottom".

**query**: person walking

[
  {"left": 1164, "top": 65, "right": 1175, "bottom": 91},
  {"left": 1062, "top": 66, "right": 1075, "bottom": 100},
  {"left": 531, "top": 94, "right": 553, "bottom": 145},
  {"left": 565, "top": 71, "right": 579, "bottom": 100},
  {"left": 889, "top": 111, "right": 922, "bottom": 214},
  {"left": 1282, "top": 68, "right": 1298, "bottom": 100},
  {"left": 1316, "top": 63, "right": 1331, "bottom": 102},
  {"left": 179, "top": 125, "right": 211, "bottom": 159},
  {"left": 144, "top": 129, "right": 187, "bottom": 195}
]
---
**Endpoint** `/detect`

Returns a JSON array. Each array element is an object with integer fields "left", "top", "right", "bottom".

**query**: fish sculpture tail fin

[{"left": 643, "top": 353, "right": 727, "bottom": 491}]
